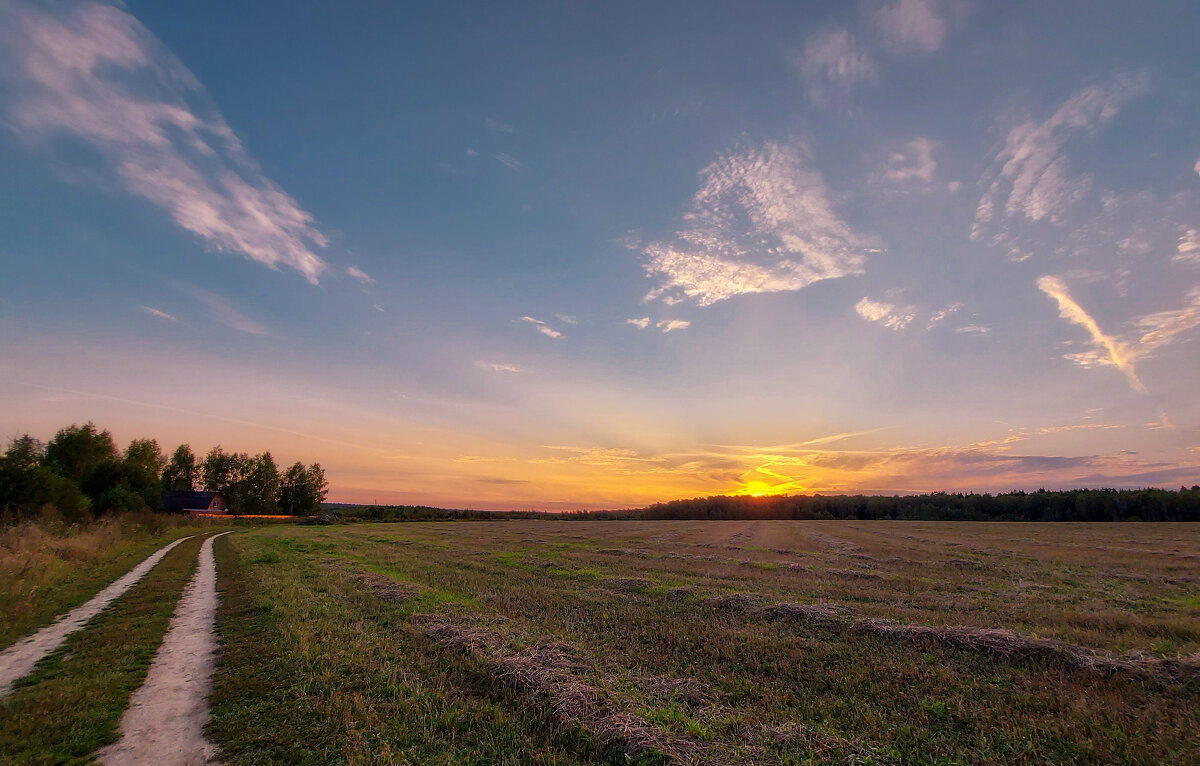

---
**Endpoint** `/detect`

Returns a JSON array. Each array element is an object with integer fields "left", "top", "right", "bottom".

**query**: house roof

[{"left": 163, "top": 490, "right": 225, "bottom": 513}]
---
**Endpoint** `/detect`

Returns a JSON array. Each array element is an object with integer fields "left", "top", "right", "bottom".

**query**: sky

[{"left": 1, "top": 0, "right": 1198, "bottom": 510}]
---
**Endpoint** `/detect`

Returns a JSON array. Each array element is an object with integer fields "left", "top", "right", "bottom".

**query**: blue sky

[{"left": 1, "top": 0, "right": 1198, "bottom": 508}]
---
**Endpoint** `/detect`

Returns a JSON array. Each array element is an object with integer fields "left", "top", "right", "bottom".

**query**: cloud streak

[
  {"left": 873, "top": 0, "right": 946, "bottom": 54},
  {"left": 346, "top": 266, "right": 374, "bottom": 284},
  {"left": 973, "top": 72, "right": 1151, "bottom": 245},
  {"left": 519, "top": 316, "right": 563, "bottom": 339},
  {"left": 190, "top": 286, "right": 269, "bottom": 336},
  {"left": 140, "top": 305, "right": 175, "bottom": 321},
  {"left": 656, "top": 319, "right": 690, "bottom": 333},
  {"left": 855, "top": 296, "right": 915, "bottom": 330},
  {"left": 793, "top": 27, "right": 876, "bottom": 105},
  {"left": 643, "top": 141, "right": 877, "bottom": 306},
  {"left": 1036, "top": 275, "right": 1143, "bottom": 390},
  {"left": 0, "top": 0, "right": 329, "bottom": 283}
]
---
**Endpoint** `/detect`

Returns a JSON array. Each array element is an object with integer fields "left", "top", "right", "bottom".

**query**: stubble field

[
  {"left": 3, "top": 518, "right": 1199, "bottom": 765},
  {"left": 209, "top": 520, "right": 1199, "bottom": 765}
]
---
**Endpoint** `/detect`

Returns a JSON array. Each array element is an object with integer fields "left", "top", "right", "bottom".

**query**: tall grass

[{"left": 0, "top": 507, "right": 225, "bottom": 646}]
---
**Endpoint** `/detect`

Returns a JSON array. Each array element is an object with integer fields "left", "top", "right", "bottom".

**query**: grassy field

[
  {"left": 0, "top": 511, "right": 225, "bottom": 647},
  {"left": 1, "top": 519, "right": 1197, "bottom": 764},
  {"left": 205, "top": 520, "right": 1199, "bottom": 765}
]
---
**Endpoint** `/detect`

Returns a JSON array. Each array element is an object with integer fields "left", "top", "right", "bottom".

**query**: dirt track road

[
  {"left": 0, "top": 535, "right": 194, "bottom": 697},
  {"left": 98, "top": 531, "right": 233, "bottom": 766}
]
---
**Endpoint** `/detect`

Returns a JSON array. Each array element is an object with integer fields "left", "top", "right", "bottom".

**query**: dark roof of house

[{"left": 163, "top": 490, "right": 225, "bottom": 513}]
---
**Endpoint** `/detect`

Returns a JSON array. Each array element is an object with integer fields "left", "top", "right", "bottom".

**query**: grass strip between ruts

[
  {"left": 1, "top": 524, "right": 216, "bottom": 648},
  {"left": 0, "top": 534, "right": 206, "bottom": 766}
]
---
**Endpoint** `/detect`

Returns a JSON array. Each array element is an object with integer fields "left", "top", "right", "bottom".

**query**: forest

[
  {"left": 635, "top": 487, "right": 1200, "bottom": 522},
  {"left": 0, "top": 422, "right": 327, "bottom": 520}
]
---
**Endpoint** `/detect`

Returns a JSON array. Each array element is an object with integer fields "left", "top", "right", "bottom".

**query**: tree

[
  {"left": 278, "top": 461, "right": 328, "bottom": 515},
  {"left": 242, "top": 451, "right": 280, "bottom": 514},
  {"left": 200, "top": 446, "right": 244, "bottom": 498},
  {"left": 44, "top": 422, "right": 118, "bottom": 486},
  {"left": 0, "top": 434, "right": 90, "bottom": 520},
  {"left": 162, "top": 445, "right": 197, "bottom": 492},
  {"left": 122, "top": 438, "right": 166, "bottom": 510}
]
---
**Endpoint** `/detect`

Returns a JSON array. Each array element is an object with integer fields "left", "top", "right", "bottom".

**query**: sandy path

[
  {"left": 0, "top": 535, "right": 195, "bottom": 697},
  {"left": 97, "top": 531, "right": 232, "bottom": 766}
]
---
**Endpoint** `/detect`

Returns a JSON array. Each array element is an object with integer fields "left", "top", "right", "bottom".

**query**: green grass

[
  {"left": 0, "top": 515, "right": 222, "bottom": 647},
  {"left": 208, "top": 534, "right": 611, "bottom": 765},
  {"left": 0, "top": 534, "right": 206, "bottom": 765},
  {"left": 203, "top": 521, "right": 1200, "bottom": 765},
  {"left": 3, "top": 519, "right": 1198, "bottom": 764}
]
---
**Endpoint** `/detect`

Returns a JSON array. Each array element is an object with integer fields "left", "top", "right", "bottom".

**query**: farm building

[{"left": 162, "top": 490, "right": 228, "bottom": 513}]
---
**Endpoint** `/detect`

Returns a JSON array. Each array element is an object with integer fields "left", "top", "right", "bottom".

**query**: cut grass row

[
  {"left": 0, "top": 534, "right": 206, "bottom": 766},
  {"left": 209, "top": 534, "right": 614, "bottom": 765},
  {"left": 211, "top": 524, "right": 1200, "bottom": 764}
]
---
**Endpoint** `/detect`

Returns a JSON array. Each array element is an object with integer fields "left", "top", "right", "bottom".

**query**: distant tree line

[
  {"left": 0, "top": 422, "right": 328, "bottom": 520},
  {"left": 633, "top": 488, "right": 1200, "bottom": 522}
]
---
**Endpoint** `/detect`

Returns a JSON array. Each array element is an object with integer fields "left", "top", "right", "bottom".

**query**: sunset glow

[{"left": 1, "top": 0, "right": 1198, "bottom": 509}]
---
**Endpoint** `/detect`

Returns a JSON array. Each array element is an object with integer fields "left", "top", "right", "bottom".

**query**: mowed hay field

[{"left": 209, "top": 520, "right": 1200, "bottom": 765}]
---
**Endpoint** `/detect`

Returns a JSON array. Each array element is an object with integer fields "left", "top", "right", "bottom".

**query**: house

[{"left": 163, "top": 490, "right": 228, "bottom": 513}]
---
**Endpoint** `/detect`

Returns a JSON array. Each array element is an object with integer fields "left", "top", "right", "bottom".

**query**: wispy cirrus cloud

[
  {"left": 1175, "top": 227, "right": 1200, "bottom": 265},
  {"left": 873, "top": 0, "right": 947, "bottom": 54},
  {"left": 626, "top": 317, "right": 650, "bottom": 329},
  {"left": 1036, "top": 275, "right": 1143, "bottom": 390},
  {"left": 926, "top": 302, "right": 962, "bottom": 328},
  {"left": 0, "top": 0, "right": 331, "bottom": 284},
  {"left": 877, "top": 137, "right": 939, "bottom": 189},
  {"left": 189, "top": 286, "right": 269, "bottom": 336},
  {"left": 493, "top": 152, "right": 523, "bottom": 170},
  {"left": 484, "top": 117, "right": 516, "bottom": 134},
  {"left": 656, "top": 319, "right": 690, "bottom": 333},
  {"left": 854, "top": 296, "right": 915, "bottom": 330},
  {"left": 792, "top": 27, "right": 876, "bottom": 105},
  {"left": 140, "top": 305, "right": 175, "bottom": 321},
  {"left": 1133, "top": 288, "right": 1200, "bottom": 358},
  {"left": 643, "top": 140, "right": 877, "bottom": 306},
  {"left": 519, "top": 316, "right": 563, "bottom": 339},
  {"left": 973, "top": 72, "right": 1151, "bottom": 246},
  {"left": 475, "top": 361, "right": 521, "bottom": 373},
  {"left": 346, "top": 266, "right": 374, "bottom": 284}
]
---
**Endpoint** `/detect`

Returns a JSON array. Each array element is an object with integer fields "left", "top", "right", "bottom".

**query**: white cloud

[
  {"left": 873, "top": 0, "right": 946, "bottom": 54},
  {"left": 484, "top": 117, "right": 516, "bottom": 134},
  {"left": 955, "top": 325, "right": 991, "bottom": 336},
  {"left": 493, "top": 153, "right": 523, "bottom": 170},
  {"left": 657, "top": 319, "right": 690, "bottom": 333},
  {"left": 373, "top": 304, "right": 384, "bottom": 312},
  {"left": 1145, "top": 411, "right": 1175, "bottom": 430},
  {"left": 475, "top": 361, "right": 521, "bottom": 373},
  {"left": 1039, "top": 423, "right": 1121, "bottom": 434},
  {"left": 643, "top": 141, "right": 877, "bottom": 306},
  {"left": 1175, "top": 227, "right": 1200, "bottom": 265},
  {"left": 626, "top": 317, "right": 650, "bottom": 329},
  {"left": 1133, "top": 288, "right": 1200, "bottom": 357},
  {"left": 855, "top": 296, "right": 914, "bottom": 330},
  {"left": 973, "top": 72, "right": 1151, "bottom": 243},
  {"left": 555, "top": 314, "right": 578, "bottom": 325},
  {"left": 793, "top": 27, "right": 876, "bottom": 105},
  {"left": 1037, "top": 275, "right": 1143, "bottom": 391},
  {"left": 1195, "top": 157, "right": 1200, "bottom": 176},
  {"left": 465, "top": 147, "right": 479, "bottom": 157},
  {"left": 190, "top": 286, "right": 269, "bottom": 336},
  {"left": 879, "top": 137, "right": 937, "bottom": 186},
  {"left": 346, "top": 265, "right": 374, "bottom": 284},
  {"left": 140, "top": 305, "right": 175, "bottom": 321},
  {"left": 0, "top": 0, "right": 330, "bottom": 283},
  {"left": 926, "top": 302, "right": 962, "bottom": 328},
  {"left": 519, "top": 316, "right": 563, "bottom": 339}
]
